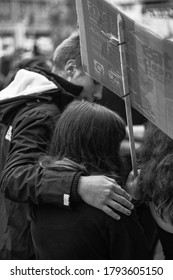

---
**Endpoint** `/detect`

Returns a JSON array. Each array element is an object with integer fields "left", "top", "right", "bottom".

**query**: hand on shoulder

[{"left": 78, "top": 175, "right": 134, "bottom": 220}]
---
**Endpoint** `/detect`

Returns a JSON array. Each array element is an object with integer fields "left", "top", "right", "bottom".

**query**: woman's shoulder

[{"left": 149, "top": 202, "right": 173, "bottom": 234}]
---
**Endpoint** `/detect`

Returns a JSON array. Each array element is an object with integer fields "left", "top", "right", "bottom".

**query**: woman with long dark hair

[
  {"left": 31, "top": 100, "right": 149, "bottom": 259},
  {"left": 135, "top": 122, "right": 173, "bottom": 259}
]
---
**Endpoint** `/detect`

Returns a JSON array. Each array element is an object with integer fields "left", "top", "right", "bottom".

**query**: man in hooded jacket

[{"left": 0, "top": 31, "right": 133, "bottom": 259}]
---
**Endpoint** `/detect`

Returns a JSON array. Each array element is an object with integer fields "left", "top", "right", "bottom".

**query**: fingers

[
  {"left": 104, "top": 176, "right": 132, "bottom": 201},
  {"left": 102, "top": 183, "right": 134, "bottom": 218},
  {"left": 112, "top": 191, "right": 133, "bottom": 209},
  {"left": 104, "top": 176, "right": 119, "bottom": 184},
  {"left": 102, "top": 205, "right": 121, "bottom": 220},
  {"left": 112, "top": 184, "right": 132, "bottom": 202},
  {"left": 102, "top": 197, "right": 133, "bottom": 220},
  {"left": 108, "top": 198, "right": 133, "bottom": 217},
  {"left": 81, "top": 175, "right": 135, "bottom": 220},
  {"left": 102, "top": 204, "right": 132, "bottom": 220}
]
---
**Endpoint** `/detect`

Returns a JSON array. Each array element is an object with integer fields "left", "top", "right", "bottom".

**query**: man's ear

[{"left": 64, "top": 60, "right": 77, "bottom": 78}]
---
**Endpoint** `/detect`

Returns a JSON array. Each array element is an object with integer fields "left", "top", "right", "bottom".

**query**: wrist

[
  {"left": 70, "top": 173, "right": 83, "bottom": 204},
  {"left": 77, "top": 176, "right": 86, "bottom": 199}
]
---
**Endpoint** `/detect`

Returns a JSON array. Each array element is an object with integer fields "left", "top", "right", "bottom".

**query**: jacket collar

[{"left": 32, "top": 67, "right": 83, "bottom": 98}]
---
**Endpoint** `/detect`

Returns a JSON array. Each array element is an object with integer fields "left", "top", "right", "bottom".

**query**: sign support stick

[{"left": 117, "top": 13, "right": 138, "bottom": 177}]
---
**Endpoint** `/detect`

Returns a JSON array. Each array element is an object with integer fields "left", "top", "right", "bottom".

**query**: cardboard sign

[
  {"left": 76, "top": 0, "right": 124, "bottom": 98},
  {"left": 76, "top": 0, "right": 173, "bottom": 140}
]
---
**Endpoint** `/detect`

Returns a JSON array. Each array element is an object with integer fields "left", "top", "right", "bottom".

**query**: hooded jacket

[{"left": 0, "top": 68, "right": 82, "bottom": 259}]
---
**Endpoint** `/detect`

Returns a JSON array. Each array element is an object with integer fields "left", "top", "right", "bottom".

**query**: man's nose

[{"left": 93, "top": 85, "right": 103, "bottom": 100}]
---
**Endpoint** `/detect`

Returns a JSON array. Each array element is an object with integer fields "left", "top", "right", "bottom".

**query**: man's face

[{"left": 68, "top": 70, "right": 103, "bottom": 102}]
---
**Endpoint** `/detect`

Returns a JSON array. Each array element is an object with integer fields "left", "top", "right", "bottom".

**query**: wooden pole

[{"left": 117, "top": 13, "right": 138, "bottom": 177}]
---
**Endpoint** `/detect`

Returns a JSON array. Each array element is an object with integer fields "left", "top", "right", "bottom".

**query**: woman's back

[
  {"left": 31, "top": 100, "right": 149, "bottom": 260},
  {"left": 31, "top": 200, "right": 149, "bottom": 259}
]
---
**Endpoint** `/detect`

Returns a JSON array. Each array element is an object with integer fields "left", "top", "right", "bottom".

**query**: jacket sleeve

[{"left": 0, "top": 106, "right": 81, "bottom": 207}]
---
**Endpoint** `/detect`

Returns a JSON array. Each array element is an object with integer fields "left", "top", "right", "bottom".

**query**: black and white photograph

[{"left": 0, "top": 0, "right": 172, "bottom": 279}]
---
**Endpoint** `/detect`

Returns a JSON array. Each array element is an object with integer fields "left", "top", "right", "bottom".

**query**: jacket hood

[
  {"left": 0, "top": 68, "right": 83, "bottom": 124},
  {"left": 0, "top": 69, "right": 57, "bottom": 101}
]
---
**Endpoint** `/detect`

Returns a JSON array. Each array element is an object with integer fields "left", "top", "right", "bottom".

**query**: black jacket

[
  {"left": 31, "top": 200, "right": 150, "bottom": 260},
  {"left": 0, "top": 68, "right": 82, "bottom": 259}
]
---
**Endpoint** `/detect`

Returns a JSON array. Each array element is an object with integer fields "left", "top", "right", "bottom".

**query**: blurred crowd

[{"left": 0, "top": 39, "right": 53, "bottom": 91}]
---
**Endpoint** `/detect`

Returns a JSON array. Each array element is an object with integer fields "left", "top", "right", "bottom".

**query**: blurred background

[
  {"left": 0, "top": 0, "right": 78, "bottom": 88},
  {"left": 0, "top": 0, "right": 173, "bottom": 93}
]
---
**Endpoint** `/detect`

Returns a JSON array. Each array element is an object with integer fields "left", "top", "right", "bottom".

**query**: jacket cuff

[{"left": 70, "top": 172, "right": 83, "bottom": 205}]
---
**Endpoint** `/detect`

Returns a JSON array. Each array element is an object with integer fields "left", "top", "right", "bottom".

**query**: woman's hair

[
  {"left": 137, "top": 121, "right": 173, "bottom": 223},
  {"left": 40, "top": 100, "right": 126, "bottom": 182}
]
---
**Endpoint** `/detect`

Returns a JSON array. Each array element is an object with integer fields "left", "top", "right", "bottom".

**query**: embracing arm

[
  {"left": 0, "top": 107, "right": 77, "bottom": 207},
  {"left": 1, "top": 106, "right": 134, "bottom": 217}
]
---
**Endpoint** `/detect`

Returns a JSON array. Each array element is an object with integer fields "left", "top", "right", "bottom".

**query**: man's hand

[{"left": 78, "top": 175, "right": 134, "bottom": 220}]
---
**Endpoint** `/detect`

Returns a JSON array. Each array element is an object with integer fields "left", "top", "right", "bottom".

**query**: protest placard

[{"left": 76, "top": 0, "right": 173, "bottom": 140}]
